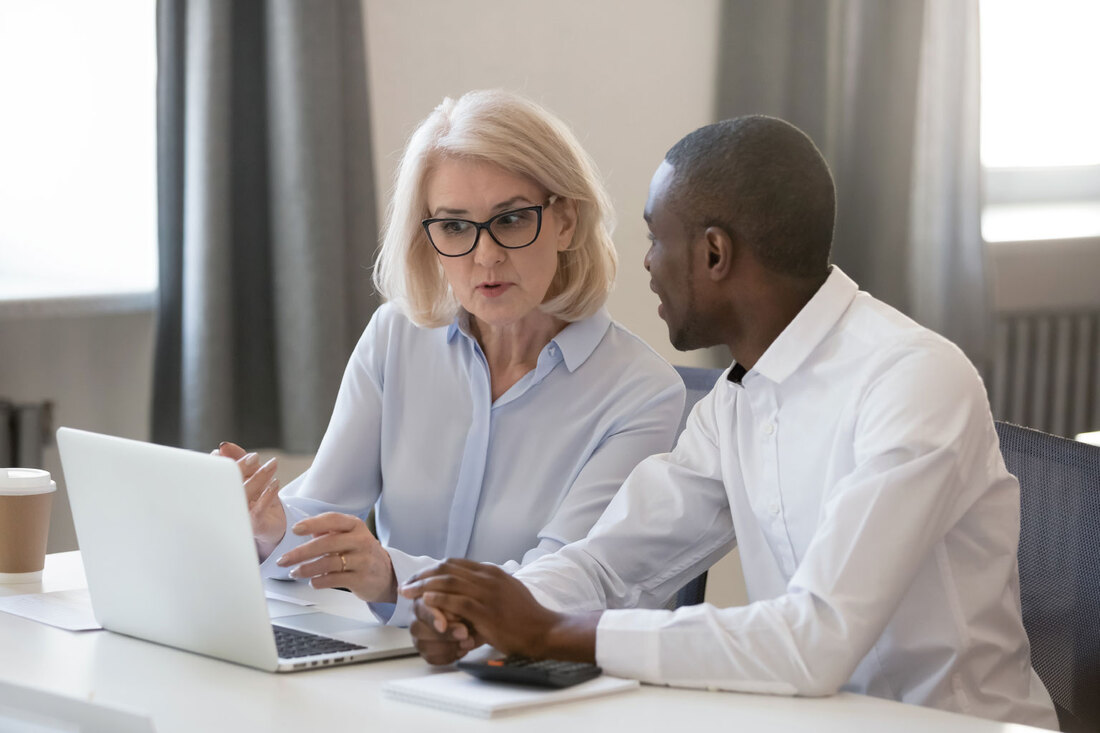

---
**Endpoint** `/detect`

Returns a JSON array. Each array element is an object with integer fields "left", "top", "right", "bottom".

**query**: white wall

[
  {"left": 363, "top": 0, "right": 722, "bottom": 366},
  {"left": 0, "top": 309, "right": 156, "bottom": 552}
]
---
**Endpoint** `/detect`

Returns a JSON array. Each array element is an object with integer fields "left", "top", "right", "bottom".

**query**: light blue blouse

[{"left": 260, "top": 303, "right": 685, "bottom": 625}]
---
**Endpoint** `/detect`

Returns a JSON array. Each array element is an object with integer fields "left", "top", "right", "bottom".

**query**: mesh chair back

[
  {"left": 996, "top": 421, "right": 1100, "bottom": 732},
  {"left": 670, "top": 366, "right": 726, "bottom": 608}
]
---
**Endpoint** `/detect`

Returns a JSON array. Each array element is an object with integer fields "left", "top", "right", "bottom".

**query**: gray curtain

[
  {"left": 717, "top": 0, "right": 987, "bottom": 371},
  {"left": 155, "top": 0, "right": 379, "bottom": 452}
]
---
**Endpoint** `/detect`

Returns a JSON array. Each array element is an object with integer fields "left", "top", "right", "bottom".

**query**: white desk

[{"left": 0, "top": 552, "right": 1042, "bottom": 733}]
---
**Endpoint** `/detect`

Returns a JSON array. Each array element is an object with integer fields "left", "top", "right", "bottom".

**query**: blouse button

[{"left": 762, "top": 422, "right": 776, "bottom": 435}]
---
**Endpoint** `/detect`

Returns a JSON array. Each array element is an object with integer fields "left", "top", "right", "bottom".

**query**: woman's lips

[{"left": 477, "top": 282, "right": 513, "bottom": 298}]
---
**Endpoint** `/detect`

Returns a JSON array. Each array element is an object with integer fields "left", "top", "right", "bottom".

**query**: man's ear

[{"left": 702, "top": 226, "right": 734, "bottom": 281}]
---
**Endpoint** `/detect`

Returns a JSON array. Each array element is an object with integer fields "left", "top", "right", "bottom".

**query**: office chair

[
  {"left": 996, "top": 421, "right": 1100, "bottom": 733},
  {"left": 670, "top": 366, "right": 727, "bottom": 608}
]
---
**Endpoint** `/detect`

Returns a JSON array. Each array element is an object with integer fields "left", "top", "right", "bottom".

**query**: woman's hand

[
  {"left": 213, "top": 442, "right": 286, "bottom": 558},
  {"left": 275, "top": 512, "right": 398, "bottom": 604}
]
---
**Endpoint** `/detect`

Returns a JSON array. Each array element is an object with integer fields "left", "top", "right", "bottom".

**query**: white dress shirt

[
  {"left": 516, "top": 267, "right": 1058, "bottom": 729},
  {"left": 260, "top": 303, "right": 685, "bottom": 626}
]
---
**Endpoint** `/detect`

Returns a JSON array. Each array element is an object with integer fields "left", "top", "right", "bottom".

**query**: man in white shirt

[{"left": 400, "top": 116, "right": 1059, "bottom": 729}]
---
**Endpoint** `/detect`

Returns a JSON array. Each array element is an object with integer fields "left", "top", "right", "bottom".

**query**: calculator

[{"left": 457, "top": 655, "right": 603, "bottom": 688}]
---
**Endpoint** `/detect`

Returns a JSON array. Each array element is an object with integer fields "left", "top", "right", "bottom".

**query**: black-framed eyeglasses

[{"left": 422, "top": 195, "right": 559, "bottom": 257}]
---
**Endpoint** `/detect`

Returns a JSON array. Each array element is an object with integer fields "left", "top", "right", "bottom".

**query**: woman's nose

[{"left": 472, "top": 230, "right": 507, "bottom": 266}]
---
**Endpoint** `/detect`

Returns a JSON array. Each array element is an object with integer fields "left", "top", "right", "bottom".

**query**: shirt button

[
  {"left": 548, "top": 345, "right": 558, "bottom": 356},
  {"left": 768, "top": 501, "right": 780, "bottom": 515},
  {"left": 762, "top": 423, "right": 775, "bottom": 435}
]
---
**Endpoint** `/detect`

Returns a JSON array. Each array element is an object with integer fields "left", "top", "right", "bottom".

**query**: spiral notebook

[{"left": 381, "top": 671, "right": 639, "bottom": 718}]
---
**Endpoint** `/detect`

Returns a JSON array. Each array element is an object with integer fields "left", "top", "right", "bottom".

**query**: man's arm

[
  {"left": 402, "top": 388, "right": 735, "bottom": 664},
  {"left": 409, "top": 342, "right": 1006, "bottom": 698},
  {"left": 578, "top": 343, "right": 1000, "bottom": 695}
]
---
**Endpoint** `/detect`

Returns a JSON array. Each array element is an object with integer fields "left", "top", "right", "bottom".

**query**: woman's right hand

[{"left": 212, "top": 442, "right": 287, "bottom": 559}]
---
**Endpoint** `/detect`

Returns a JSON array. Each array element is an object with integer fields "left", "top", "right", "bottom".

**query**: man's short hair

[
  {"left": 664, "top": 115, "right": 835, "bottom": 278},
  {"left": 373, "top": 90, "right": 618, "bottom": 328}
]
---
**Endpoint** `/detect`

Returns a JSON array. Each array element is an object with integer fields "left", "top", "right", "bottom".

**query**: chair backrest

[
  {"left": 670, "top": 366, "right": 726, "bottom": 608},
  {"left": 996, "top": 421, "right": 1100, "bottom": 733}
]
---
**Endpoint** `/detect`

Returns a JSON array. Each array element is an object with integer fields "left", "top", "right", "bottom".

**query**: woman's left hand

[{"left": 275, "top": 512, "right": 397, "bottom": 604}]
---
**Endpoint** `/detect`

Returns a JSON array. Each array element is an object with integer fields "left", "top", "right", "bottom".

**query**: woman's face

[{"left": 424, "top": 158, "right": 575, "bottom": 331}]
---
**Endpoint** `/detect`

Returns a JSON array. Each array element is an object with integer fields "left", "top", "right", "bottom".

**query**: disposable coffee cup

[{"left": 0, "top": 468, "right": 56, "bottom": 583}]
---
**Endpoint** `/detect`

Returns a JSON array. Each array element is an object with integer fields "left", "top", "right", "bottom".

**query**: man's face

[{"left": 643, "top": 161, "right": 707, "bottom": 351}]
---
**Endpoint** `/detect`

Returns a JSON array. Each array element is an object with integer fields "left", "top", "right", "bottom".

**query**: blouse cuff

[
  {"left": 258, "top": 501, "right": 311, "bottom": 579},
  {"left": 368, "top": 547, "right": 437, "bottom": 627}
]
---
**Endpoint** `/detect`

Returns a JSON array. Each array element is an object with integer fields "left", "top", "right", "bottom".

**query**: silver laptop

[{"left": 56, "top": 427, "right": 416, "bottom": 672}]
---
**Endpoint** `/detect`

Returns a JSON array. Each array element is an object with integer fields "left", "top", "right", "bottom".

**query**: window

[
  {"left": 980, "top": 0, "right": 1100, "bottom": 243},
  {"left": 0, "top": 1, "right": 156, "bottom": 310}
]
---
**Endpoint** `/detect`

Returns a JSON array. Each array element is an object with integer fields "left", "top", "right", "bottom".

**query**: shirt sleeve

[
  {"left": 516, "top": 385, "right": 738, "bottom": 614},
  {"left": 377, "top": 374, "right": 689, "bottom": 627},
  {"left": 591, "top": 342, "right": 1001, "bottom": 696},
  {"left": 258, "top": 313, "right": 386, "bottom": 577}
]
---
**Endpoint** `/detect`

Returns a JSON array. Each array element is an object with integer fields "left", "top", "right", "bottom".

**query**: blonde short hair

[{"left": 372, "top": 90, "right": 618, "bottom": 328}]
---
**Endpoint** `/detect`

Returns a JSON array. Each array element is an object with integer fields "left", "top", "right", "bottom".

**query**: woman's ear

[
  {"left": 554, "top": 198, "right": 579, "bottom": 251},
  {"left": 703, "top": 226, "right": 734, "bottom": 281}
]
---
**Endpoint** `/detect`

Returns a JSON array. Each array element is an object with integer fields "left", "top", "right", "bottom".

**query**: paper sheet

[
  {"left": 382, "top": 671, "right": 639, "bottom": 717},
  {"left": 0, "top": 589, "right": 100, "bottom": 631},
  {"left": 0, "top": 588, "right": 316, "bottom": 631}
]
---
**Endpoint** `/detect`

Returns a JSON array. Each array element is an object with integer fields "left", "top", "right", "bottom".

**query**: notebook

[
  {"left": 56, "top": 427, "right": 417, "bottom": 672},
  {"left": 382, "top": 670, "right": 639, "bottom": 717}
]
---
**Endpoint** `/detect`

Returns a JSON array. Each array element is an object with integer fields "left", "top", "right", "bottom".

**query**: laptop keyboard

[{"left": 273, "top": 625, "right": 367, "bottom": 659}]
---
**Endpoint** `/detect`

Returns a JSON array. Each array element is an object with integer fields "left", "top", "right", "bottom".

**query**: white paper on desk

[
  {"left": 382, "top": 671, "right": 639, "bottom": 718},
  {"left": 264, "top": 589, "right": 315, "bottom": 607},
  {"left": 0, "top": 589, "right": 101, "bottom": 631}
]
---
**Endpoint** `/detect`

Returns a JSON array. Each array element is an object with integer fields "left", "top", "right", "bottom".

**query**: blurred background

[{"left": 1, "top": 1, "right": 1098, "bottom": 607}]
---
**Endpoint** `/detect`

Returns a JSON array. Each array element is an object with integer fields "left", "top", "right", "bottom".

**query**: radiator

[
  {"left": 990, "top": 311, "right": 1100, "bottom": 437},
  {"left": 0, "top": 400, "right": 52, "bottom": 468}
]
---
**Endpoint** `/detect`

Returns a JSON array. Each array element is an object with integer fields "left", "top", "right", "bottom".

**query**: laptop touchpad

[{"left": 276, "top": 611, "right": 371, "bottom": 635}]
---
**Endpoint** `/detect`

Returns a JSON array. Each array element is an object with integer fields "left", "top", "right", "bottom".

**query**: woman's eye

[
  {"left": 496, "top": 210, "right": 535, "bottom": 228},
  {"left": 440, "top": 220, "right": 471, "bottom": 236}
]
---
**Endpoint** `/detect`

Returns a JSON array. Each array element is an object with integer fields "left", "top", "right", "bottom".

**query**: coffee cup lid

[{"left": 0, "top": 468, "right": 56, "bottom": 495}]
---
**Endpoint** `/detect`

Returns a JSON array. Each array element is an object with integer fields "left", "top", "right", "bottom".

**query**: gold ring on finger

[{"left": 339, "top": 552, "right": 348, "bottom": 572}]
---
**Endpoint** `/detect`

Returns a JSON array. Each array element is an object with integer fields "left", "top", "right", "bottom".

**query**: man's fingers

[
  {"left": 409, "top": 619, "right": 471, "bottom": 666},
  {"left": 402, "top": 560, "right": 496, "bottom": 600},
  {"left": 420, "top": 591, "right": 490, "bottom": 627},
  {"left": 401, "top": 572, "right": 484, "bottom": 602},
  {"left": 405, "top": 558, "right": 496, "bottom": 586},
  {"left": 411, "top": 596, "right": 450, "bottom": 634}
]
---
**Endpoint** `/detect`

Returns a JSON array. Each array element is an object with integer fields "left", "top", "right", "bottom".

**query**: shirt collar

[
  {"left": 749, "top": 265, "right": 859, "bottom": 385},
  {"left": 552, "top": 308, "right": 612, "bottom": 372},
  {"left": 445, "top": 307, "right": 612, "bottom": 373}
]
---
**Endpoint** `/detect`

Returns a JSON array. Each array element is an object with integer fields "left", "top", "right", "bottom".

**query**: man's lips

[{"left": 650, "top": 281, "right": 666, "bottom": 319}]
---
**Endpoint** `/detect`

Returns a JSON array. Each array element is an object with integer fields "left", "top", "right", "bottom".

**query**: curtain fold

[
  {"left": 716, "top": 0, "right": 987, "bottom": 371},
  {"left": 154, "top": 0, "right": 379, "bottom": 452}
]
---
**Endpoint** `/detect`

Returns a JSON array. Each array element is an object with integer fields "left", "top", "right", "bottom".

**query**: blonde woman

[{"left": 219, "top": 90, "right": 684, "bottom": 626}]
